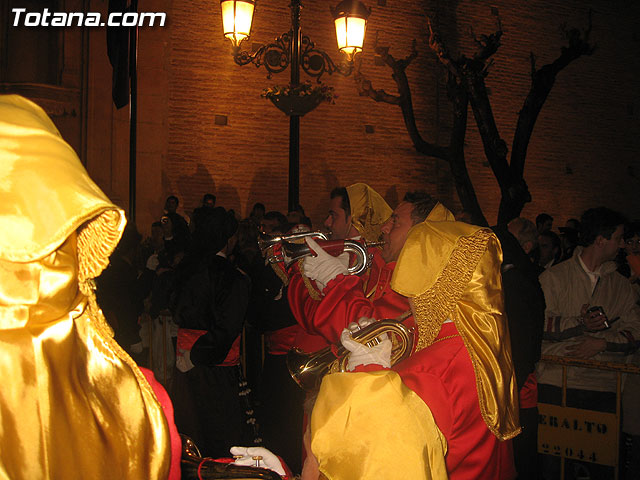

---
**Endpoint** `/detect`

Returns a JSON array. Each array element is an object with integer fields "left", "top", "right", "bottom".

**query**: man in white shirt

[{"left": 536, "top": 207, "right": 640, "bottom": 478}]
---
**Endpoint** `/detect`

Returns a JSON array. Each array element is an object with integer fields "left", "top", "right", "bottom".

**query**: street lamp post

[{"left": 220, "top": 0, "right": 371, "bottom": 211}]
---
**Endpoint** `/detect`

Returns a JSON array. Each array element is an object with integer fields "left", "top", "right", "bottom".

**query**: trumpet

[
  {"left": 287, "top": 319, "right": 414, "bottom": 391},
  {"left": 257, "top": 231, "right": 384, "bottom": 276},
  {"left": 180, "top": 435, "right": 281, "bottom": 479}
]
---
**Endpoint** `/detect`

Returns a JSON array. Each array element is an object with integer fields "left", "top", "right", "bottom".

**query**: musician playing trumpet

[
  {"left": 281, "top": 184, "right": 391, "bottom": 355},
  {"left": 287, "top": 189, "right": 439, "bottom": 351},
  {"left": 306, "top": 205, "right": 521, "bottom": 480}
]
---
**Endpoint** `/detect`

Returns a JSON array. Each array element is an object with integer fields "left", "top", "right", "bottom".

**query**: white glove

[
  {"left": 175, "top": 348, "right": 195, "bottom": 373},
  {"left": 340, "top": 317, "right": 392, "bottom": 371},
  {"left": 302, "top": 236, "right": 349, "bottom": 292},
  {"left": 230, "top": 446, "right": 286, "bottom": 476},
  {"left": 146, "top": 253, "right": 159, "bottom": 271}
]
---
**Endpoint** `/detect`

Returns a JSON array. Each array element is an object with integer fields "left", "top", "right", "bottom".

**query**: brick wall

[
  {"left": 79, "top": 0, "right": 639, "bottom": 232},
  {"left": 157, "top": 0, "right": 640, "bottom": 230}
]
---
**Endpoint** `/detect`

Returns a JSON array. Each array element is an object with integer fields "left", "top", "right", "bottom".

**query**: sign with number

[{"left": 538, "top": 403, "right": 618, "bottom": 466}]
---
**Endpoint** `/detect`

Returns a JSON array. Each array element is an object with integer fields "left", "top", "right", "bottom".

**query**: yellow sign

[{"left": 538, "top": 403, "right": 618, "bottom": 466}]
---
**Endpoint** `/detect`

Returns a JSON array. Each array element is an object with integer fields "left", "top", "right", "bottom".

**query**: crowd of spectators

[
  {"left": 95, "top": 194, "right": 313, "bottom": 467},
  {"left": 94, "top": 199, "right": 640, "bottom": 478}
]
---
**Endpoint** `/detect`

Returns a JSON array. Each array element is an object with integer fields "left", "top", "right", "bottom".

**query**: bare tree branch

[
  {"left": 510, "top": 11, "right": 596, "bottom": 179},
  {"left": 471, "top": 11, "right": 503, "bottom": 62},
  {"left": 427, "top": 17, "right": 461, "bottom": 77},
  {"left": 502, "top": 11, "right": 595, "bottom": 222},
  {"left": 447, "top": 73, "right": 488, "bottom": 226},
  {"left": 529, "top": 52, "right": 537, "bottom": 75},
  {"left": 354, "top": 38, "right": 448, "bottom": 160},
  {"left": 356, "top": 9, "right": 595, "bottom": 225},
  {"left": 354, "top": 69, "right": 402, "bottom": 104}
]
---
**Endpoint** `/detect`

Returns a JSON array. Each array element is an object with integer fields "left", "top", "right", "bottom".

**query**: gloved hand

[
  {"left": 340, "top": 317, "right": 392, "bottom": 371},
  {"left": 302, "top": 236, "right": 349, "bottom": 292},
  {"left": 230, "top": 446, "right": 286, "bottom": 476},
  {"left": 175, "top": 348, "right": 195, "bottom": 373}
]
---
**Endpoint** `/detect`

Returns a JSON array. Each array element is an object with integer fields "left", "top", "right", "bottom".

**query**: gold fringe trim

[
  {"left": 77, "top": 209, "right": 125, "bottom": 286},
  {"left": 81, "top": 278, "right": 114, "bottom": 336},
  {"left": 299, "top": 259, "right": 322, "bottom": 301},
  {"left": 270, "top": 261, "right": 290, "bottom": 287},
  {"left": 76, "top": 208, "right": 124, "bottom": 337},
  {"left": 412, "top": 228, "right": 492, "bottom": 352},
  {"left": 412, "top": 228, "right": 520, "bottom": 441}
]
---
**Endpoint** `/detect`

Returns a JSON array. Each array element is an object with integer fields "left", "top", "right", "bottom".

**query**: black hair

[
  {"left": 579, "top": 207, "right": 627, "bottom": 247},
  {"left": 403, "top": 191, "right": 438, "bottom": 224},
  {"left": 624, "top": 221, "right": 640, "bottom": 240},
  {"left": 202, "top": 193, "right": 216, "bottom": 205},
  {"left": 252, "top": 202, "right": 266, "bottom": 213},
  {"left": 263, "top": 210, "right": 288, "bottom": 228},
  {"left": 166, "top": 195, "right": 179, "bottom": 204},
  {"left": 289, "top": 203, "right": 306, "bottom": 216},
  {"left": 330, "top": 187, "right": 350, "bottom": 217},
  {"left": 540, "top": 229, "right": 562, "bottom": 252},
  {"left": 536, "top": 213, "right": 553, "bottom": 228}
]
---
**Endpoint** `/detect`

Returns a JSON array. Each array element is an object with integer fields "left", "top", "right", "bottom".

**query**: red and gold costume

[
  {"left": 310, "top": 207, "right": 520, "bottom": 480},
  {"left": 287, "top": 247, "right": 408, "bottom": 346},
  {"left": 287, "top": 183, "right": 396, "bottom": 349},
  {"left": 0, "top": 95, "right": 179, "bottom": 479}
]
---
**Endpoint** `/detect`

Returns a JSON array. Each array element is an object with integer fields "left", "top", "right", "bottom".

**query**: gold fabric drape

[
  {"left": 311, "top": 371, "right": 448, "bottom": 480},
  {"left": 345, "top": 183, "right": 392, "bottom": 242},
  {"left": 0, "top": 95, "right": 171, "bottom": 479},
  {"left": 391, "top": 208, "right": 520, "bottom": 441}
]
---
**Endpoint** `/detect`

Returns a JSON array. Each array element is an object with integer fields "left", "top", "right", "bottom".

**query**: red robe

[
  {"left": 287, "top": 250, "right": 414, "bottom": 349},
  {"left": 393, "top": 322, "right": 516, "bottom": 480}
]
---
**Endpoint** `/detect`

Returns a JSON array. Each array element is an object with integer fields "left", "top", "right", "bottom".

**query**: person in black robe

[{"left": 170, "top": 206, "right": 251, "bottom": 458}]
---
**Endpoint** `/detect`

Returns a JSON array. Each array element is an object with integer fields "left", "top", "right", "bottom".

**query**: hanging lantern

[
  {"left": 220, "top": 0, "right": 256, "bottom": 48},
  {"left": 331, "top": 0, "right": 371, "bottom": 59}
]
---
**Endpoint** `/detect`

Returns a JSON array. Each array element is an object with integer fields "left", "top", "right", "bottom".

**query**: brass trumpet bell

[
  {"left": 257, "top": 231, "right": 328, "bottom": 259},
  {"left": 258, "top": 231, "right": 381, "bottom": 276},
  {"left": 180, "top": 434, "right": 281, "bottom": 479},
  {"left": 287, "top": 319, "right": 414, "bottom": 391}
]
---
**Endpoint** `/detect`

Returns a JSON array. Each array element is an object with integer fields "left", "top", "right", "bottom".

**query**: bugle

[
  {"left": 180, "top": 435, "right": 281, "bottom": 480},
  {"left": 287, "top": 319, "right": 414, "bottom": 391},
  {"left": 258, "top": 231, "right": 383, "bottom": 276}
]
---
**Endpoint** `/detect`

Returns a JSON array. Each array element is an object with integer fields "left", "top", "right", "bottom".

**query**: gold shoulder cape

[
  {"left": 391, "top": 208, "right": 520, "bottom": 441},
  {"left": 311, "top": 371, "right": 448, "bottom": 480},
  {"left": 346, "top": 183, "right": 392, "bottom": 242},
  {"left": 0, "top": 95, "right": 171, "bottom": 479}
]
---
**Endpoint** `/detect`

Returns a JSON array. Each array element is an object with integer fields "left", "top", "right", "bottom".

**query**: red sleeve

[
  {"left": 288, "top": 272, "right": 378, "bottom": 345},
  {"left": 288, "top": 271, "right": 321, "bottom": 333},
  {"left": 140, "top": 367, "right": 182, "bottom": 480}
]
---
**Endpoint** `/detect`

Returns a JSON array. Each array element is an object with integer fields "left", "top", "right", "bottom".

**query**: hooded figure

[{"left": 0, "top": 95, "right": 176, "bottom": 478}]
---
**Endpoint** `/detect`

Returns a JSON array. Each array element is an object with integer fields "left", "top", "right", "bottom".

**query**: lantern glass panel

[
  {"left": 221, "top": 0, "right": 255, "bottom": 45},
  {"left": 334, "top": 16, "right": 366, "bottom": 55}
]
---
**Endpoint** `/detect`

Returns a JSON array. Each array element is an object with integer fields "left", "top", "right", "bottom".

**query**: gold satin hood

[
  {"left": 0, "top": 95, "right": 171, "bottom": 479},
  {"left": 391, "top": 207, "right": 520, "bottom": 440},
  {"left": 346, "top": 183, "right": 392, "bottom": 242}
]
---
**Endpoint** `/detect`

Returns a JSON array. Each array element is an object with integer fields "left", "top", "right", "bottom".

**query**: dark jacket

[
  {"left": 173, "top": 253, "right": 250, "bottom": 366},
  {"left": 493, "top": 225, "right": 546, "bottom": 392}
]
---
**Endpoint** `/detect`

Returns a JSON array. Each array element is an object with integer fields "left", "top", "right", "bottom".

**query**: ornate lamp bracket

[{"left": 233, "top": 32, "right": 353, "bottom": 80}]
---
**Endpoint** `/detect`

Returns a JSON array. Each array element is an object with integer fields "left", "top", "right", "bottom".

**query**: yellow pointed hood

[
  {"left": 391, "top": 204, "right": 520, "bottom": 441},
  {"left": 0, "top": 95, "right": 171, "bottom": 479},
  {"left": 346, "top": 183, "right": 392, "bottom": 242}
]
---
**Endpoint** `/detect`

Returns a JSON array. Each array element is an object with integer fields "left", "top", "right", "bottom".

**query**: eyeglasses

[{"left": 625, "top": 238, "right": 640, "bottom": 247}]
